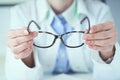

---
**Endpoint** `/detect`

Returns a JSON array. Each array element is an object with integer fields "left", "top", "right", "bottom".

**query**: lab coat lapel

[{"left": 36, "top": 0, "right": 92, "bottom": 73}]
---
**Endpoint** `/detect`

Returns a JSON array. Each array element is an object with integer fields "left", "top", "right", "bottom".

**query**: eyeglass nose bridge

[
  {"left": 57, "top": 35, "right": 62, "bottom": 38},
  {"left": 54, "top": 35, "right": 63, "bottom": 43},
  {"left": 53, "top": 34, "right": 66, "bottom": 45},
  {"left": 52, "top": 34, "right": 62, "bottom": 44}
]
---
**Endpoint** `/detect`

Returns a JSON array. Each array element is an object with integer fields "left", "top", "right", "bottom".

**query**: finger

[
  {"left": 7, "top": 27, "right": 29, "bottom": 39},
  {"left": 90, "top": 21, "right": 114, "bottom": 33},
  {"left": 85, "top": 37, "right": 116, "bottom": 46},
  {"left": 88, "top": 45, "right": 113, "bottom": 52},
  {"left": 83, "top": 29, "right": 115, "bottom": 40},
  {"left": 12, "top": 40, "right": 33, "bottom": 54},
  {"left": 10, "top": 32, "right": 38, "bottom": 47},
  {"left": 14, "top": 47, "right": 32, "bottom": 59}
]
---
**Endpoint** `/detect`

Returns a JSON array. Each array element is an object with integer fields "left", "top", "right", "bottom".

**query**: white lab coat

[{"left": 5, "top": 0, "right": 120, "bottom": 80}]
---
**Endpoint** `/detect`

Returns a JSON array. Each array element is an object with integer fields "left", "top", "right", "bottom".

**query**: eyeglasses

[{"left": 27, "top": 16, "right": 90, "bottom": 48}]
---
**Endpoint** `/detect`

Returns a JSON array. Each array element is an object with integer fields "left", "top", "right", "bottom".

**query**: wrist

[
  {"left": 99, "top": 46, "right": 115, "bottom": 61},
  {"left": 22, "top": 52, "right": 35, "bottom": 68}
]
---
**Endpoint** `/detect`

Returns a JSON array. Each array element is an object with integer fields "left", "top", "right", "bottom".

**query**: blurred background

[{"left": 0, "top": 0, "right": 120, "bottom": 80}]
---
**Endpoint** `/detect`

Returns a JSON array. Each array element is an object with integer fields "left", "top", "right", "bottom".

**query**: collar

[
  {"left": 62, "top": 0, "right": 77, "bottom": 24},
  {"left": 35, "top": 0, "right": 89, "bottom": 26},
  {"left": 77, "top": 0, "right": 89, "bottom": 16}
]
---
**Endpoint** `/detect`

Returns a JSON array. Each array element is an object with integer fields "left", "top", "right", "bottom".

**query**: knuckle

[
  {"left": 21, "top": 51, "right": 27, "bottom": 56},
  {"left": 111, "top": 30, "right": 117, "bottom": 38},
  {"left": 7, "top": 30, "right": 13, "bottom": 38},
  {"left": 107, "top": 21, "right": 114, "bottom": 28},
  {"left": 93, "top": 46, "right": 98, "bottom": 50},
  {"left": 109, "top": 21, "right": 114, "bottom": 25},
  {"left": 6, "top": 32, "right": 10, "bottom": 38},
  {"left": 7, "top": 42, "right": 12, "bottom": 48},
  {"left": 23, "top": 43, "right": 30, "bottom": 48},
  {"left": 104, "top": 31, "right": 109, "bottom": 38},
  {"left": 101, "top": 48, "right": 105, "bottom": 51},
  {"left": 14, "top": 39, "right": 19, "bottom": 45},
  {"left": 6, "top": 39, "right": 11, "bottom": 47},
  {"left": 103, "top": 40, "right": 108, "bottom": 45},
  {"left": 115, "top": 30, "right": 118, "bottom": 36},
  {"left": 20, "top": 37, "right": 27, "bottom": 42},
  {"left": 92, "top": 26, "right": 97, "bottom": 32},
  {"left": 12, "top": 47, "right": 18, "bottom": 54},
  {"left": 30, "top": 33, "right": 35, "bottom": 38},
  {"left": 111, "top": 22, "right": 115, "bottom": 27},
  {"left": 100, "top": 46, "right": 106, "bottom": 51},
  {"left": 99, "top": 41, "right": 104, "bottom": 46},
  {"left": 22, "top": 35, "right": 33, "bottom": 42},
  {"left": 100, "top": 23, "right": 105, "bottom": 28},
  {"left": 20, "top": 44, "right": 28, "bottom": 51},
  {"left": 91, "top": 41, "right": 95, "bottom": 45},
  {"left": 107, "top": 41, "right": 111, "bottom": 45},
  {"left": 90, "top": 34, "right": 95, "bottom": 39},
  {"left": 14, "top": 55, "right": 19, "bottom": 59},
  {"left": 27, "top": 35, "right": 33, "bottom": 39},
  {"left": 20, "top": 49, "right": 31, "bottom": 58}
]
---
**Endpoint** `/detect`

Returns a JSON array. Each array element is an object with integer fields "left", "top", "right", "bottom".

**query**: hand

[
  {"left": 7, "top": 27, "right": 38, "bottom": 59},
  {"left": 83, "top": 21, "right": 117, "bottom": 60}
]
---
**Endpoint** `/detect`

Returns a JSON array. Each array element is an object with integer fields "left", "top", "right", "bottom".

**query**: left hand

[{"left": 83, "top": 21, "right": 117, "bottom": 60}]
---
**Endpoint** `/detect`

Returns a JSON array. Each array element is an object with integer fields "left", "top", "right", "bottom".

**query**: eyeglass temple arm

[
  {"left": 80, "top": 16, "right": 90, "bottom": 33},
  {"left": 27, "top": 20, "right": 41, "bottom": 32}
]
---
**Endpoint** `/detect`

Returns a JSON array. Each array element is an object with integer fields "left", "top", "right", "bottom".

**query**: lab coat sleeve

[
  {"left": 5, "top": 5, "right": 43, "bottom": 80},
  {"left": 5, "top": 47, "right": 43, "bottom": 80},
  {"left": 91, "top": 42, "right": 120, "bottom": 80},
  {"left": 91, "top": 3, "right": 120, "bottom": 80}
]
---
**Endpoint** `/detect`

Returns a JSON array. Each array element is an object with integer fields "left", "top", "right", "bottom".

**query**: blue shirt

[
  {"left": 51, "top": 14, "right": 74, "bottom": 73},
  {"left": 49, "top": 0, "right": 77, "bottom": 74}
]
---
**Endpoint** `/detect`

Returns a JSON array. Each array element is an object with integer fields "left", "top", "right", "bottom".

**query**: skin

[
  {"left": 48, "top": 0, "right": 73, "bottom": 14},
  {"left": 7, "top": 27, "right": 38, "bottom": 67},
  {"left": 83, "top": 22, "right": 117, "bottom": 61},
  {"left": 7, "top": 0, "right": 117, "bottom": 67}
]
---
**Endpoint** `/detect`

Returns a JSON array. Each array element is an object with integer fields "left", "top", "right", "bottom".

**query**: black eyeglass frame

[{"left": 27, "top": 16, "right": 90, "bottom": 48}]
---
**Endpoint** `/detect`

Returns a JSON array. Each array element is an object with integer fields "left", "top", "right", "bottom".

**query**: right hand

[{"left": 7, "top": 27, "right": 38, "bottom": 59}]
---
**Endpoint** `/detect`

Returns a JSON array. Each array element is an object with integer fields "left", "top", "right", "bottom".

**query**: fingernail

[
  {"left": 24, "top": 30, "right": 29, "bottom": 35},
  {"left": 85, "top": 29, "right": 88, "bottom": 33},
  {"left": 33, "top": 32, "right": 38, "bottom": 37},
  {"left": 86, "top": 41, "right": 90, "bottom": 44},
  {"left": 83, "top": 35, "right": 87, "bottom": 39},
  {"left": 24, "top": 48, "right": 30, "bottom": 53}
]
